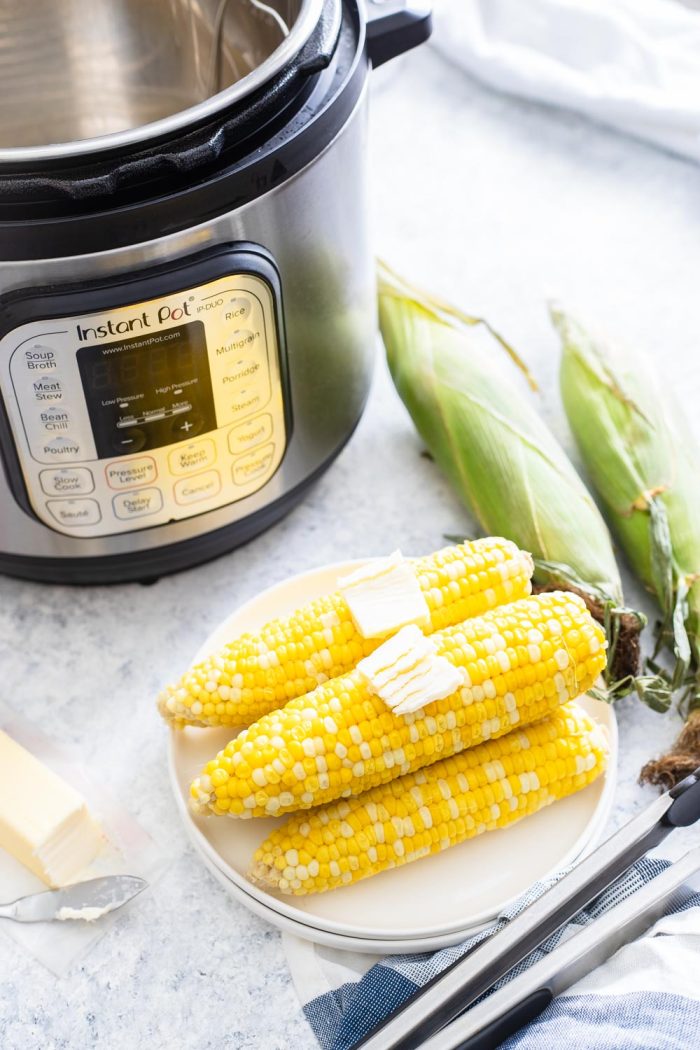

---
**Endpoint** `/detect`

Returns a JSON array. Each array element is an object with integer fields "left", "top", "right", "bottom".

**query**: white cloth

[{"left": 433, "top": 0, "right": 700, "bottom": 164}]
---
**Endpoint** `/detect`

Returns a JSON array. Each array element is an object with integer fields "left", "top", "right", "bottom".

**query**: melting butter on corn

[
  {"left": 337, "top": 551, "right": 430, "bottom": 639},
  {"left": 357, "top": 624, "right": 465, "bottom": 714}
]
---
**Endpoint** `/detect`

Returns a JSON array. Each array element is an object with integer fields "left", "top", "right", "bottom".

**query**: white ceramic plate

[{"left": 169, "top": 561, "right": 618, "bottom": 946}]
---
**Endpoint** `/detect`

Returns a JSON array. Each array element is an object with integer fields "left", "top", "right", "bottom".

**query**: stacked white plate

[{"left": 169, "top": 563, "right": 618, "bottom": 954}]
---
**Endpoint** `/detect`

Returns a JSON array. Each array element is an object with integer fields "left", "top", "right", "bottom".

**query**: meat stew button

[{"left": 112, "top": 487, "right": 163, "bottom": 520}]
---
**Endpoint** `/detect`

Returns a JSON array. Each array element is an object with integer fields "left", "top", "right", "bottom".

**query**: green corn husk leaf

[
  {"left": 377, "top": 262, "right": 645, "bottom": 688},
  {"left": 553, "top": 307, "right": 700, "bottom": 785}
]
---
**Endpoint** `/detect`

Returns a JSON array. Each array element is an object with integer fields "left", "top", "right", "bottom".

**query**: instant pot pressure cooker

[{"left": 0, "top": 0, "right": 431, "bottom": 583}]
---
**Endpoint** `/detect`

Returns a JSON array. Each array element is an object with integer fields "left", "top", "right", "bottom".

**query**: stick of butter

[{"left": 0, "top": 730, "right": 103, "bottom": 887}]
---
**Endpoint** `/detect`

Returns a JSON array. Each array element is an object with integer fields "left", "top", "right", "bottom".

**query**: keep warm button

[
  {"left": 112, "top": 487, "right": 163, "bottom": 520},
  {"left": 232, "top": 443, "right": 276, "bottom": 486}
]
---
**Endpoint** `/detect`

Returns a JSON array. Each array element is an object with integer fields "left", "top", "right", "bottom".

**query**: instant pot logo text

[{"left": 76, "top": 300, "right": 192, "bottom": 341}]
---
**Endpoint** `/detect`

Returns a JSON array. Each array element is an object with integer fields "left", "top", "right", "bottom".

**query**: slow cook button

[
  {"left": 168, "top": 438, "right": 216, "bottom": 475},
  {"left": 105, "top": 456, "right": 157, "bottom": 490},
  {"left": 228, "top": 413, "right": 273, "bottom": 455},
  {"left": 112, "top": 487, "right": 163, "bottom": 520},
  {"left": 232, "top": 443, "right": 275, "bottom": 486},
  {"left": 40, "top": 467, "right": 94, "bottom": 497},
  {"left": 47, "top": 498, "right": 101, "bottom": 527},
  {"left": 173, "top": 470, "right": 221, "bottom": 506}
]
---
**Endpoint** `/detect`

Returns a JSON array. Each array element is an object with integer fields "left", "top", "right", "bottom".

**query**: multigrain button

[
  {"left": 228, "top": 413, "right": 273, "bottom": 455},
  {"left": 47, "top": 498, "right": 101, "bottom": 527},
  {"left": 173, "top": 470, "right": 221, "bottom": 506},
  {"left": 40, "top": 467, "right": 94, "bottom": 497},
  {"left": 168, "top": 438, "right": 216, "bottom": 475},
  {"left": 232, "top": 442, "right": 275, "bottom": 486},
  {"left": 105, "top": 456, "right": 157, "bottom": 490},
  {"left": 112, "top": 487, "right": 163, "bottom": 520}
]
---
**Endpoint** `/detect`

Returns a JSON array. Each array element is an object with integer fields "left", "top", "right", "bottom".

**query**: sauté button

[
  {"left": 168, "top": 438, "right": 216, "bottom": 475},
  {"left": 47, "top": 498, "right": 101, "bottom": 527},
  {"left": 105, "top": 456, "right": 157, "bottom": 490},
  {"left": 228, "top": 413, "right": 273, "bottom": 456},
  {"left": 40, "top": 467, "right": 94, "bottom": 497},
  {"left": 112, "top": 487, "right": 163, "bottom": 520},
  {"left": 112, "top": 427, "right": 146, "bottom": 454},
  {"left": 232, "top": 442, "right": 276, "bottom": 486},
  {"left": 173, "top": 470, "right": 221, "bottom": 506}
]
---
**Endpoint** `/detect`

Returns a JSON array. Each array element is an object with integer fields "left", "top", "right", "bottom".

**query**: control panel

[{"left": 0, "top": 267, "right": 287, "bottom": 538}]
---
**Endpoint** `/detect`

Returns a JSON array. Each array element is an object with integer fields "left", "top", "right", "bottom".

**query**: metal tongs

[{"left": 353, "top": 768, "right": 700, "bottom": 1050}]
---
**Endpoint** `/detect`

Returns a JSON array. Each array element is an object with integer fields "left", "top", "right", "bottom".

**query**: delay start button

[
  {"left": 112, "top": 487, "right": 163, "bottom": 520},
  {"left": 105, "top": 456, "right": 157, "bottom": 490},
  {"left": 47, "top": 498, "right": 101, "bottom": 527},
  {"left": 168, "top": 438, "right": 216, "bottom": 476}
]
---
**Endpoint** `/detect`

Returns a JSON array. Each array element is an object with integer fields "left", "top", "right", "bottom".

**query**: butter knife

[{"left": 0, "top": 874, "right": 147, "bottom": 923}]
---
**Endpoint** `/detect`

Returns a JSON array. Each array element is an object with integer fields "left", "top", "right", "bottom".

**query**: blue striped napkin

[{"left": 287, "top": 857, "right": 700, "bottom": 1050}]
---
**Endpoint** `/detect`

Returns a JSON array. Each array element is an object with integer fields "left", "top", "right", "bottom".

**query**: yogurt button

[{"left": 228, "top": 413, "right": 273, "bottom": 455}]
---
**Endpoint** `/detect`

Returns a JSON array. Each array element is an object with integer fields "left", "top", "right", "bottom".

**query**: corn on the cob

[
  {"left": 159, "top": 537, "right": 534, "bottom": 729},
  {"left": 553, "top": 306, "right": 700, "bottom": 783},
  {"left": 378, "top": 263, "right": 644, "bottom": 685},
  {"left": 190, "top": 592, "right": 606, "bottom": 819},
  {"left": 250, "top": 702, "right": 608, "bottom": 895}
]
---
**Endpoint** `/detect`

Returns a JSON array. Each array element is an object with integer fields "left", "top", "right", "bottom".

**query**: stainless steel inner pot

[{"left": 0, "top": 0, "right": 323, "bottom": 154}]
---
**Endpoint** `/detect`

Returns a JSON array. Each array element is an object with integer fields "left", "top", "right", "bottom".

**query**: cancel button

[
  {"left": 112, "top": 487, "right": 163, "bottom": 520},
  {"left": 174, "top": 470, "right": 221, "bottom": 506}
]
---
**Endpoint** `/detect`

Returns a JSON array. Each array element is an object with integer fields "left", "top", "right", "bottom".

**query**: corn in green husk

[
  {"left": 377, "top": 262, "right": 642, "bottom": 687},
  {"left": 553, "top": 307, "right": 700, "bottom": 786}
]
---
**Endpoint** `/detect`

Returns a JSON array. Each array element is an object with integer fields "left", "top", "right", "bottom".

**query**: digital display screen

[{"left": 77, "top": 321, "right": 216, "bottom": 458}]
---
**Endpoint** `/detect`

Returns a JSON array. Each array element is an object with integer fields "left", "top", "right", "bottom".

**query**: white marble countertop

[{"left": 3, "top": 35, "right": 700, "bottom": 1050}]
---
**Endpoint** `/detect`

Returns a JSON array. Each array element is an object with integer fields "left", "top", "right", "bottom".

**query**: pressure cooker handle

[{"left": 365, "top": 0, "right": 433, "bottom": 68}]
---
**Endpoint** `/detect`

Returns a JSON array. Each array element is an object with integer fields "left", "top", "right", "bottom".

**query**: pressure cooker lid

[{"left": 0, "top": 0, "right": 329, "bottom": 163}]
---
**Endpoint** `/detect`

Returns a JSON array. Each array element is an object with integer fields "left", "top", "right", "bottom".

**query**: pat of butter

[
  {"left": 357, "top": 624, "right": 465, "bottom": 715},
  {"left": 0, "top": 730, "right": 103, "bottom": 888},
  {"left": 338, "top": 551, "right": 430, "bottom": 639}
]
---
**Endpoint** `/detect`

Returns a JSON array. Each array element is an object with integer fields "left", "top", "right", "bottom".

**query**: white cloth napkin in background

[{"left": 432, "top": 0, "right": 700, "bottom": 164}]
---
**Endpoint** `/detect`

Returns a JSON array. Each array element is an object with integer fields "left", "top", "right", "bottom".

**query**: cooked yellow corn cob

[
  {"left": 249, "top": 702, "right": 608, "bottom": 894},
  {"left": 190, "top": 592, "right": 606, "bottom": 819},
  {"left": 160, "top": 537, "right": 533, "bottom": 729}
]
